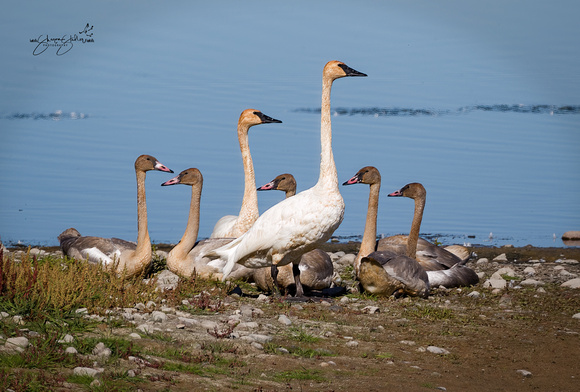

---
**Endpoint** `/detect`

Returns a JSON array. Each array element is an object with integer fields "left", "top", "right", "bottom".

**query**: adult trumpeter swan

[
  {"left": 58, "top": 154, "right": 173, "bottom": 277},
  {"left": 253, "top": 173, "right": 334, "bottom": 294},
  {"left": 209, "top": 60, "right": 366, "bottom": 297},
  {"left": 210, "top": 109, "right": 282, "bottom": 238}
]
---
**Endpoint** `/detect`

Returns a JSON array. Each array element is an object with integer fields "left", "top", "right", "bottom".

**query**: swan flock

[{"left": 58, "top": 60, "right": 478, "bottom": 298}]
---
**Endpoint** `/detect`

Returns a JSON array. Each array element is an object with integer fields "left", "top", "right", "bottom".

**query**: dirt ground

[{"left": 4, "top": 244, "right": 580, "bottom": 391}]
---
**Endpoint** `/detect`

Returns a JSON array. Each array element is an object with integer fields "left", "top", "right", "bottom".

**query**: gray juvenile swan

[{"left": 58, "top": 154, "right": 173, "bottom": 277}]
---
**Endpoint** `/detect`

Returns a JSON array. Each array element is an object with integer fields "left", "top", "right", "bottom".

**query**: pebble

[
  {"left": 493, "top": 253, "right": 508, "bottom": 262},
  {"left": 362, "top": 306, "right": 380, "bottom": 314},
  {"left": 427, "top": 346, "right": 450, "bottom": 355},
  {"left": 92, "top": 342, "right": 112, "bottom": 358},
  {"left": 65, "top": 347, "right": 78, "bottom": 354},
  {"left": 73, "top": 367, "right": 103, "bottom": 378},
  {"left": 129, "top": 333, "right": 141, "bottom": 339},
  {"left": 562, "top": 278, "right": 580, "bottom": 289},
  {"left": 336, "top": 253, "right": 356, "bottom": 266},
  {"left": 476, "top": 258, "right": 489, "bottom": 265},
  {"left": 278, "top": 315, "right": 292, "bottom": 326},
  {"left": 520, "top": 279, "right": 544, "bottom": 286},
  {"left": 523, "top": 267, "right": 535, "bottom": 275},
  {"left": 516, "top": 369, "right": 532, "bottom": 378},
  {"left": 346, "top": 340, "right": 359, "bottom": 348},
  {"left": 136, "top": 324, "right": 155, "bottom": 334},
  {"left": 59, "top": 334, "right": 74, "bottom": 344},
  {"left": 467, "top": 291, "right": 481, "bottom": 298},
  {"left": 151, "top": 311, "right": 167, "bottom": 323},
  {"left": 154, "top": 270, "right": 179, "bottom": 291}
]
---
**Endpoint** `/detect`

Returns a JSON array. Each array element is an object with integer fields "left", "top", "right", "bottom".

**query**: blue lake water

[{"left": 1, "top": 1, "right": 579, "bottom": 248}]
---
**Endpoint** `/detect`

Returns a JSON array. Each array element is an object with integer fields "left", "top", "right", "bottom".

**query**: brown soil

[{"left": 5, "top": 244, "right": 580, "bottom": 391}]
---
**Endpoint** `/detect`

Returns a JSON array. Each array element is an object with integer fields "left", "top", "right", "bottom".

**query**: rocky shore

[{"left": 1, "top": 242, "right": 579, "bottom": 391}]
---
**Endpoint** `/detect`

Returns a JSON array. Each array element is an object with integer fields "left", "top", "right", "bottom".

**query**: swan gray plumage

[
  {"left": 58, "top": 154, "right": 173, "bottom": 277},
  {"left": 343, "top": 166, "right": 430, "bottom": 297}
]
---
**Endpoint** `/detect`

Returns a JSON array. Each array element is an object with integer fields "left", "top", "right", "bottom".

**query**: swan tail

[{"left": 209, "top": 238, "right": 243, "bottom": 281}]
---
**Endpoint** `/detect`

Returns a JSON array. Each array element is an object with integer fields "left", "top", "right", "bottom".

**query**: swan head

[
  {"left": 257, "top": 173, "right": 296, "bottom": 193},
  {"left": 239, "top": 109, "right": 282, "bottom": 129},
  {"left": 342, "top": 166, "right": 381, "bottom": 186},
  {"left": 135, "top": 154, "right": 174, "bottom": 173},
  {"left": 388, "top": 183, "right": 426, "bottom": 200},
  {"left": 161, "top": 168, "right": 203, "bottom": 187},
  {"left": 324, "top": 60, "right": 367, "bottom": 81}
]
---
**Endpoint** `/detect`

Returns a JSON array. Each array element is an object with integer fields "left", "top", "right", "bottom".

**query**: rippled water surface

[{"left": 1, "top": 1, "right": 579, "bottom": 248}]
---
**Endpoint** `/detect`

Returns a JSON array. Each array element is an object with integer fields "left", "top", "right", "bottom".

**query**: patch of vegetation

[
  {"left": 287, "top": 326, "right": 321, "bottom": 343},
  {"left": 273, "top": 368, "right": 326, "bottom": 382},
  {"left": 403, "top": 304, "right": 455, "bottom": 321}
]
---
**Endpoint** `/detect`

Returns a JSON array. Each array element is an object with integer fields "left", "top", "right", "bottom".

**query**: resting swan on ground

[
  {"left": 210, "top": 109, "right": 282, "bottom": 238},
  {"left": 253, "top": 173, "right": 334, "bottom": 294},
  {"left": 58, "top": 154, "right": 173, "bottom": 278},
  {"left": 343, "top": 166, "right": 430, "bottom": 297},
  {"left": 377, "top": 182, "right": 469, "bottom": 269},
  {"left": 161, "top": 168, "right": 253, "bottom": 281},
  {"left": 208, "top": 61, "right": 366, "bottom": 297},
  {"left": 387, "top": 182, "right": 479, "bottom": 288}
]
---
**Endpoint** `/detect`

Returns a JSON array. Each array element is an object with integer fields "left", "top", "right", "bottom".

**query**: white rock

[
  {"left": 572, "top": 313, "right": 580, "bottom": 320},
  {"left": 520, "top": 279, "right": 544, "bottom": 286},
  {"left": 155, "top": 270, "right": 179, "bottom": 291},
  {"left": 242, "top": 334, "right": 272, "bottom": 344},
  {"left": 400, "top": 340, "right": 416, "bottom": 346},
  {"left": 516, "top": 369, "right": 532, "bottom": 378},
  {"left": 73, "top": 367, "right": 103, "bottom": 378},
  {"left": 276, "top": 347, "right": 289, "bottom": 354},
  {"left": 251, "top": 342, "right": 264, "bottom": 350},
  {"left": 136, "top": 324, "right": 155, "bottom": 334},
  {"left": 483, "top": 277, "right": 506, "bottom": 289},
  {"left": 346, "top": 340, "right": 359, "bottom": 348},
  {"left": 476, "top": 258, "right": 489, "bottom": 265},
  {"left": 556, "top": 259, "right": 579, "bottom": 264},
  {"left": 467, "top": 291, "right": 481, "bottom": 298},
  {"left": 562, "top": 278, "right": 580, "bottom": 289},
  {"left": 491, "top": 267, "right": 517, "bottom": 280},
  {"left": 129, "top": 333, "right": 141, "bottom": 339},
  {"left": 523, "top": 267, "right": 535, "bottom": 275},
  {"left": 65, "top": 347, "right": 78, "bottom": 354},
  {"left": 238, "top": 322, "right": 259, "bottom": 330},
  {"left": 5, "top": 336, "right": 29, "bottom": 352},
  {"left": 151, "top": 311, "right": 167, "bottom": 323},
  {"left": 92, "top": 342, "right": 111, "bottom": 358},
  {"left": 178, "top": 317, "right": 199, "bottom": 327},
  {"left": 493, "top": 253, "right": 508, "bottom": 262},
  {"left": 278, "top": 315, "right": 292, "bottom": 326},
  {"left": 201, "top": 320, "right": 218, "bottom": 330},
  {"left": 427, "top": 346, "right": 450, "bottom": 355},
  {"left": 257, "top": 294, "right": 269, "bottom": 302},
  {"left": 336, "top": 253, "right": 356, "bottom": 266},
  {"left": 59, "top": 334, "right": 74, "bottom": 344}
]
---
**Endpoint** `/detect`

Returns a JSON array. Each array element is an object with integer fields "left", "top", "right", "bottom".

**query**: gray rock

[
  {"left": 467, "top": 291, "right": 481, "bottom": 298},
  {"left": 483, "top": 277, "right": 506, "bottom": 289},
  {"left": 136, "top": 324, "right": 155, "bottom": 334},
  {"left": 155, "top": 270, "right": 179, "bottom": 291},
  {"left": 336, "top": 253, "right": 356, "bottom": 266},
  {"left": 151, "top": 311, "right": 167, "bottom": 323},
  {"left": 346, "top": 340, "right": 359, "bottom": 348},
  {"left": 242, "top": 334, "right": 272, "bottom": 344},
  {"left": 562, "top": 278, "right": 580, "bottom": 289},
  {"left": 278, "top": 315, "right": 292, "bottom": 326},
  {"left": 59, "top": 334, "right": 74, "bottom": 344},
  {"left": 92, "top": 342, "right": 112, "bottom": 358},
  {"left": 238, "top": 322, "right": 259, "bottom": 330},
  {"left": 362, "top": 306, "right": 380, "bottom": 314},
  {"left": 523, "top": 267, "right": 536, "bottom": 275},
  {"left": 476, "top": 258, "right": 489, "bottom": 265},
  {"left": 520, "top": 279, "right": 544, "bottom": 286},
  {"left": 572, "top": 313, "right": 580, "bottom": 320},
  {"left": 129, "top": 333, "right": 141, "bottom": 339},
  {"left": 65, "top": 347, "right": 78, "bottom": 354},
  {"left": 493, "top": 253, "right": 508, "bottom": 262},
  {"left": 178, "top": 317, "right": 199, "bottom": 327},
  {"left": 5, "top": 336, "right": 29, "bottom": 352},
  {"left": 73, "top": 367, "right": 103, "bottom": 378}
]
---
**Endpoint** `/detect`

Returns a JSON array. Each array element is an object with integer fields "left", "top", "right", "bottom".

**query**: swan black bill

[{"left": 338, "top": 63, "right": 367, "bottom": 77}]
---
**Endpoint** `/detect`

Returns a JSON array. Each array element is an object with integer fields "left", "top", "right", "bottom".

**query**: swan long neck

[
  {"left": 134, "top": 169, "right": 152, "bottom": 267},
  {"left": 236, "top": 123, "right": 259, "bottom": 234},
  {"left": 285, "top": 189, "right": 296, "bottom": 198},
  {"left": 355, "top": 182, "right": 380, "bottom": 276},
  {"left": 407, "top": 195, "right": 425, "bottom": 259},
  {"left": 317, "top": 76, "right": 338, "bottom": 189},
  {"left": 170, "top": 183, "right": 202, "bottom": 262}
]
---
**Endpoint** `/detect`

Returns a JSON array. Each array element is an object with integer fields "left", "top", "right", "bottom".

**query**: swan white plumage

[
  {"left": 253, "top": 173, "right": 334, "bottom": 294},
  {"left": 210, "top": 109, "right": 282, "bottom": 238},
  {"left": 209, "top": 60, "right": 366, "bottom": 297},
  {"left": 58, "top": 154, "right": 174, "bottom": 277}
]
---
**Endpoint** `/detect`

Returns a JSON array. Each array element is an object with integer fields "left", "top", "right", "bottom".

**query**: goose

[
  {"left": 161, "top": 168, "right": 253, "bottom": 281},
  {"left": 58, "top": 154, "right": 173, "bottom": 277},
  {"left": 209, "top": 60, "right": 366, "bottom": 297},
  {"left": 253, "top": 173, "right": 334, "bottom": 294},
  {"left": 210, "top": 109, "right": 282, "bottom": 238},
  {"left": 343, "top": 166, "right": 430, "bottom": 297}
]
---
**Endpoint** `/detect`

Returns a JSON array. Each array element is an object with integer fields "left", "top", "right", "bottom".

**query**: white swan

[
  {"left": 161, "top": 168, "right": 253, "bottom": 281},
  {"left": 343, "top": 166, "right": 430, "bottom": 297},
  {"left": 210, "top": 109, "right": 282, "bottom": 238},
  {"left": 58, "top": 154, "right": 173, "bottom": 277},
  {"left": 253, "top": 173, "right": 334, "bottom": 294},
  {"left": 209, "top": 60, "right": 366, "bottom": 297}
]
